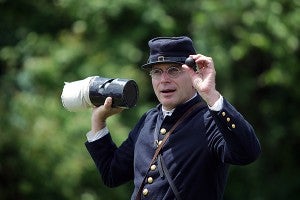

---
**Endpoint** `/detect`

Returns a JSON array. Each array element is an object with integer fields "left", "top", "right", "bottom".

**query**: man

[{"left": 85, "top": 36, "right": 261, "bottom": 200}]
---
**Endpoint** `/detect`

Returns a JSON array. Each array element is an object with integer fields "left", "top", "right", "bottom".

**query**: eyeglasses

[{"left": 149, "top": 66, "right": 183, "bottom": 80}]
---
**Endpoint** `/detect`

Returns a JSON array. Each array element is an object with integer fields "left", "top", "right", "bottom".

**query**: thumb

[{"left": 103, "top": 97, "right": 113, "bottom": 109}]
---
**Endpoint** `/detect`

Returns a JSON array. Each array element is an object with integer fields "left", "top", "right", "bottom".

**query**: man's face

[{"left": 150, "top": 63, "right": 196, "bottom": 110}]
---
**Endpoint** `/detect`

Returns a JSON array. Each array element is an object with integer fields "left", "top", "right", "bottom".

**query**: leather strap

[
  {"left": 159, "top": 154, "right": 182, "bottom": 200},
  {"left": 135, "top": 102, "right": 205, "bottom": 200}
]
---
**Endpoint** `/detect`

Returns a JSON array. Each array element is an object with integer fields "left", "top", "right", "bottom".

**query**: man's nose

[{"left": 160, "top": 71, "right": 171, "bottom": 81}]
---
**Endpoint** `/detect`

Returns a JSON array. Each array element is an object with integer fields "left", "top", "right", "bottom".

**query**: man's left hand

[{"left": 183, "top": 54, "right": 220, "bottom": 106}]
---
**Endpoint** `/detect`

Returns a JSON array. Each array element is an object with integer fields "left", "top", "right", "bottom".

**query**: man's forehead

[{"left": 152, "top": 63, "right": 182, "bottom": 69}]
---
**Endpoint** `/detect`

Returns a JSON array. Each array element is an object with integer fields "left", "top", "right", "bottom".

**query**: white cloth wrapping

[{"left": 61, "top": 76, "right": 96, "bottom": 111}]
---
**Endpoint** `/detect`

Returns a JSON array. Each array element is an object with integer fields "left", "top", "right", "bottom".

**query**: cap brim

[{"left": 141, "top": 61, "right": 184, "bottom": 69}]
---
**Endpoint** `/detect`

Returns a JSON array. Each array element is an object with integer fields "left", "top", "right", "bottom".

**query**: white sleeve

[
  {"left": 86, "top": 127, "right": 109, "bottom": 142},
  {"left": 208, "top": 95, "right": 224, "bottom": 111}
]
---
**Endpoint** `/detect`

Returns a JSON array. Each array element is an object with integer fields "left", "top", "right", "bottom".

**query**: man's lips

[{"left": 160, "top": 89, "right": 176, "bottom": 94}]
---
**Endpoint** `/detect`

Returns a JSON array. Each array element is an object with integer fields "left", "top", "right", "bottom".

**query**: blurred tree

[
  {"left": 0, "top": 0, "right": 299, "bottom": 199},
  {"left": 189, "top": 0, "right": 300, "bottom": 199}
]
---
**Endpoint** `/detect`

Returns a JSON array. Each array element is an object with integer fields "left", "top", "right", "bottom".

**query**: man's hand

[
  {"left": 91, "top": 97, "right": 124, "bottom": 133},
  {"left": 183, "top": 54, "right": 220, "bottom": 106}
]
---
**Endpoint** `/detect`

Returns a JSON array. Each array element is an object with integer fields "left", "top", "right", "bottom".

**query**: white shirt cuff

[
  {"left": 208, "top": 95, "right": 224, "bottom": 111},
  {"left": 86, "top": 127, "right": 109, "bottom": 142}
]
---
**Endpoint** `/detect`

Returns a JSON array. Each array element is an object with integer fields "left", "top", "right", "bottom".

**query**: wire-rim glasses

[{"left": 149, "top": 66, "right": 183, "bottom": 80}]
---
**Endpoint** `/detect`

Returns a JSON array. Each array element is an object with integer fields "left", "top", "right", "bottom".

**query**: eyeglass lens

[{"left": 150, "top": 66, "right": 181, "bottom": 79}]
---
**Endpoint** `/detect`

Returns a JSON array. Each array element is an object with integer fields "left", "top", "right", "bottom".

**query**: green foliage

[{"left": 1, "top": 0, "right": 299, "bottom": 199}]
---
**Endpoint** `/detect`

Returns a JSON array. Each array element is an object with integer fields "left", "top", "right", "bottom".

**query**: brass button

[
  {"left": 147, "top": 177, "right": 153, "bottom": 184},
  {"left": 142, "top": 188, "right": 149, "bottom": 196},
  {"left": 231, "top": 124, "right": 236, "bottom": 129},
  {"left": 158, "top": 140, "right": 163, "bottom": 146},
  {"left": 222, "top": 112, "right": 226, "bottom": 116},
  {"left": 150, "top": 164, "right": 157, "bottom": 171},
  {"left": 226, "top": 117, "right": 230, "bottom": 122},
  {"left": 160, "top": 128, "right": 167, "bottom": 135}
]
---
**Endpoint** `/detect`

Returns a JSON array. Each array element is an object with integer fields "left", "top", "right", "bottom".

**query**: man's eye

[
  {"left": 152, "top": 69, "right": 162, "bottom": 74},
  {"left": 168, "top": 67, "right": 180, "bottom": 74}
]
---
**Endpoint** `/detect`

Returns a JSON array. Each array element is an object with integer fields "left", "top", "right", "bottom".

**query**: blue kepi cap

[{"left": 141, "top": 36, "right": 196, "bottom": 69}]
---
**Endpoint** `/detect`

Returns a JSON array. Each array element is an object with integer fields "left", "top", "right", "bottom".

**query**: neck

[{"left": 162, "top": 93, "right": 197, "bottom": 111}]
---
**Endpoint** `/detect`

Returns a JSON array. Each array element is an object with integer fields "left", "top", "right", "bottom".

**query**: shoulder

[{"left": 131, "top": 106, "right": 160, "bottom": 131}]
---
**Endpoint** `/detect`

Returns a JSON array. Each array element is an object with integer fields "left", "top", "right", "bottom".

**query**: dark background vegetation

[{"left": 1, "top": 0, "right": 299, "bottom": 199}]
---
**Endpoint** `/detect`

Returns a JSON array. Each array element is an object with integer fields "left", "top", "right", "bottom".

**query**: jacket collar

[{"left": 156, "top": 93, "right": 204, "bottom": 120}]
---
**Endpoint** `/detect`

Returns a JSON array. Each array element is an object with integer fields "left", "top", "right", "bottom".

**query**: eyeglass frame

[{"left": 149, "top": 65, "right": 184, "bottom": 80}]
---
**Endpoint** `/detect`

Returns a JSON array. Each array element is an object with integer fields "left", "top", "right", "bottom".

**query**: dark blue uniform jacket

[{"left": 85, "top": 95, "right": 261, "bottom": 200}]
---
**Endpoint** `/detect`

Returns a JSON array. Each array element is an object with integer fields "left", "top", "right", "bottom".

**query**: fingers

[
  {"left": 103, "top": 97, "right": 113, "bottom": 109},
  {"left": 103, "top": 97, "right": 124, "bottom": 115},
  {"left": 91, "top": 97, "right": 124, "bottom": 133},
  {"left": 182, "top": 63, "right": 194, "bottom": 72},
  {"left": 92, "top": 97, "right": 121, "bottom": 120},
  {"left": 92, "top": 97, "right": 114, "bottom": 117},
  {"left": 190, "top": 54, "right": 214, "bottom": 69}
]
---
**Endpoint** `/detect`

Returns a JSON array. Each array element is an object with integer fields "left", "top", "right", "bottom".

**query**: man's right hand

[{"left": 91, "top": 97, "right": 124, "bottom": 133}]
